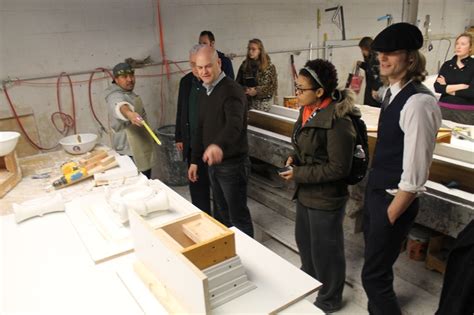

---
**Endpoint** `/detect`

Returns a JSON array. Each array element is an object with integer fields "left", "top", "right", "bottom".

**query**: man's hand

[
  {"left": 386, "top": 190, "right": 417, "bottom": 225},
  {"left": 188, "top": 164, "right": 198, "bottom": 182},
  {"left": 280, "top": 167, "right": 294, "bottom": 181},
  {"left": 203, "top": 144, "right": 223, "bottom": 166},
  {"left": 125, "top": 111, "right": 144, "bottom": 127},
  {"left": 176, "top": 142, "right": 183, "bottom": 151},
  {"left": 371, "top": 90, "right": 380, "bottom": 101},
  {"left": 245, "top": 87, "right": 257, "bottom": 97},
  {"left": 285, "top": 156, "right": 293, "bottom": 167}
]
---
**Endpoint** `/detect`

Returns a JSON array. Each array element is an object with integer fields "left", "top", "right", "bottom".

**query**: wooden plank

[
  {"left": 133, "top": 261, "right": 187, "bottom": 314},
  {"left": 182, "top": 232, "right": 236, "bottom": 270},
  {"left": 0, "top": 152, "right": 22, "bottom": 198},
  {"left": 158, "top": 212, "right": 237, "bottom": 270},
  {"left": 160, "top": 213, "right": 202, "bottom": 247},
  {"left": 79, "top": 150, "right": 108, "bottom": 169},
  {"left": 248, "top": 110, "right": 294, "bottom": 137},
  {"left": 182, "top": 216, "right": 226, "bottom": 243}
]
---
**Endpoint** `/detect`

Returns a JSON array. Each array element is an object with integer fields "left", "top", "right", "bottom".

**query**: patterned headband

[{"left": 303, "top": 67, "right": 324, "bottom": 89}]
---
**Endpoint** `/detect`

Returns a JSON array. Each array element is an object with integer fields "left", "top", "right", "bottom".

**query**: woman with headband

[{"left": 279, "top": 59, "right": 359, "bottom": 313}]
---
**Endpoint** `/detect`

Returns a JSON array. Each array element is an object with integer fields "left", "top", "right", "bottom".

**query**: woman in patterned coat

[{"left": 236, "top": 38, "right": 278, "bottom": 112}]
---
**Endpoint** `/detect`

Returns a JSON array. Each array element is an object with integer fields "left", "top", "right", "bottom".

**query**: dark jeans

[
  {"left": 188, "top": 157, "right": 211, "bottom": 215},
  {"left": 295, "top": 201, "right": 346, "bottom": 309},
  {"left": 208, "top": 157, "right": 254, "bottom": 237},
  {"left": 361, "top": 187, "right": 419, "bottom": 315}
]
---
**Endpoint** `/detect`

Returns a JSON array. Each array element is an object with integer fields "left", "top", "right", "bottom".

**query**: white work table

[
  {"left": 1, "top": 211, "right": 322, "bottom": 314},
  {"left": 1, "top": 147, "right": 322, "bottom": 314},
  {"left": 0, "top": 212, "right": 145, "bottom": 314},
  {"left": 1, "top": 198, "right": 322, "bottom": 314}
]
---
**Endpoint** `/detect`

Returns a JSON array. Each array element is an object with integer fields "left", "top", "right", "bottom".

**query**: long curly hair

[{"left": 245, "top": 38, "right": 271, "bottom": 71}]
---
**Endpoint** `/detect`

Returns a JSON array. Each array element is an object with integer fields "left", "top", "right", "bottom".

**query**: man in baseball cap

[
  {"left": 104, "top": 62, "right": 157, "bottom": 178},
  {"left": 361, "top": 23, "right": 442, "bottom": 315}
]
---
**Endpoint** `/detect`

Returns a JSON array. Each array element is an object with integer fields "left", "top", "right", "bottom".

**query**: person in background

[
  {"left": 236, "top": 38, "right": 278, "bottom": 112},
  {"left": 104, "top": 62, "right": 157, "bottom": 178},
  {"left": 280, "top": 59, "right": 358, "bottom": 313},
  {"left": 188, "top": 45, "right": 253, "bottom": 237},
  {"left": 199, "top": 30, "right": 235, "bottom": 79},
  {"left": 175, "top": 44, "right": 211, "bottom": 214},
  {"left": 361, "top": 23, "right": 442, "bottom": 315},
  {"left": 434, "top": 32, "right": 474, "bottom": 125},
  {"left": 435, "top": 219, "right": 474, "bottom": 315},
  {"left": 357, "top": 36, "right": 383, "bottom": 107}
]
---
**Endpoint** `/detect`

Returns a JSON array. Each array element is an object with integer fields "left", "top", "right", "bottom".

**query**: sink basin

[
  {"left": 59, "top": 133, "right": 98, "bottom": 155},
  {"left": 0, "top": 131, "right": 21, "bottom": 156}
]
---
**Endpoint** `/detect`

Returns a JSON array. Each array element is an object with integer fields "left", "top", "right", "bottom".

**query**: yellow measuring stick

[{"left": 142, "top": 120, "right": 162, "bottom": 145}]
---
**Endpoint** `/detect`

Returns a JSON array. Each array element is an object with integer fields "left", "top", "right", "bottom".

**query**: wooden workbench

[{"left": 0, "top": 146, "right": 112, "bottom": 216}]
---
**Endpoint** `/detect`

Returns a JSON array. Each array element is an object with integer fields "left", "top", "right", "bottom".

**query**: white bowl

[
  {"left": 59, "top": 133, "right": 98, "bottom": 155},
  {"left": 0, "top": 131, "right": 21, "bottom": 156}
]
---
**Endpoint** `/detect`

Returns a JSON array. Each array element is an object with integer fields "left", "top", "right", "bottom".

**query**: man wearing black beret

[{"left": 361, "top": 23, "right": 442, "bottom": 315}]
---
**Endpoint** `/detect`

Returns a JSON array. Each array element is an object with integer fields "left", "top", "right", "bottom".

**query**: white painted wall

[{"left": 0, "top": 0, "right": 471, "bottom": 150}]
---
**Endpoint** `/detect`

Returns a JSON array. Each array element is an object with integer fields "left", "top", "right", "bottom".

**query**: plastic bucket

[
  {"left": 407, "top": 226, "right": 431, "bottom": 261},
  {"left": 154, "top": 125, "right": 188, "bottom": 186}
]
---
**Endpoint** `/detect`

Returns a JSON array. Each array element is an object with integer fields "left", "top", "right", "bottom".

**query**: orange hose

[{"left": 3, "top": 85, "right": 57, "bottom": 150}]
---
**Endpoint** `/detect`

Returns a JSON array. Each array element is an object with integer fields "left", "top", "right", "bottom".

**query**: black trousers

[
  {"left": 208, "top": 157, "right": 254, "bottom": 237},
  {"left": 295, "top": 201, "right": 346, "bottom": 309},
  {"left": 188, "top": 157, "right": 212, "bottom": 215},
  {"left": 361, "top": 188, "right": 419, "bottom": 315}
]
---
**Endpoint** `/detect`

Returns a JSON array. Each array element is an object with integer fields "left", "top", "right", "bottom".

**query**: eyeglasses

[{"left": 294, "top": 84, "right": 316, "bottom": 94}]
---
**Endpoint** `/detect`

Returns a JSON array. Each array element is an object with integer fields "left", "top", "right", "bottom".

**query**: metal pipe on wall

[{"left": 402, "top": 0, "right": 419, "bottom": 24}]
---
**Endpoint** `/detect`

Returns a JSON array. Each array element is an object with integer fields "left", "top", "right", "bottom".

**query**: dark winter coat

[{"left": 291, "top": 90, "right": 359, "bottom": 210}]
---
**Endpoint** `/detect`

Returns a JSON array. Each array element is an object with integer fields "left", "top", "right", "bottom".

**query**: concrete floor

[{"left": 170, "top": 184, "right": 443, "bottom": 315}]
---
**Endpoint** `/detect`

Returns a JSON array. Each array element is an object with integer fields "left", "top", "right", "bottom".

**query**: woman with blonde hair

[
  {"left": 434, "top": 32, "right": 474, "bottom": 124},
  {"left": 236, "top": 39, "right": 277, "bottom": 112}
]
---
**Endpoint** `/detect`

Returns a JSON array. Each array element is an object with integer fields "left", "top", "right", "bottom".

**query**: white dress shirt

[{"left": 383, "top": 80, "right": 442, "bottom": 194}]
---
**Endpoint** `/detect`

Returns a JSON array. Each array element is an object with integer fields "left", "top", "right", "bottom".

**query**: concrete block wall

[{"left": 0, "top": 0, "right": 471, "bottom": 151}]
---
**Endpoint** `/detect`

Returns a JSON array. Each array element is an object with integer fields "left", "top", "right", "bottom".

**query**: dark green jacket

[{"left": 291, "top": 90, "right": 359, "bottom": 210}]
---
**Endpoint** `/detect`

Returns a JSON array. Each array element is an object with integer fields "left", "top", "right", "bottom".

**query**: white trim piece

[
  {"left": 13, "top": 193, "right": 65, "bottom": 223},
  {"left": 268, "top": 105, "right": 299, "bottom": 119},
  {"left": 94, "top": 155, "right": 138, "bottom": 185},
  {"left": 248, "top": 125, "right": 292, "bottom": 143},
  {"left": 249, "top": 109, "right": 296, "bottom": 123},
  {"left": 203, "top": 256, "right": 256, "bottom": 309}
]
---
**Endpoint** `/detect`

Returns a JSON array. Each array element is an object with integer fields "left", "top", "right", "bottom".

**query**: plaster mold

[
  {"left": 13, "top": 193, "right": 65, "bottom": 223},
  {"left": 108, "top": 179, "right": 170, "bottom": 223}
]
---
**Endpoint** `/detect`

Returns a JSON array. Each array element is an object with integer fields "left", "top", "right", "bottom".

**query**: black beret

[{"left": 371, "top": 23, "right": 423, "bottom": 52}]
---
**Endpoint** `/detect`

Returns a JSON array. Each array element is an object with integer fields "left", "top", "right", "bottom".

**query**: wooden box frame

[{"left": 158, "top": 212, "right": 236, "bottom": 270}]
